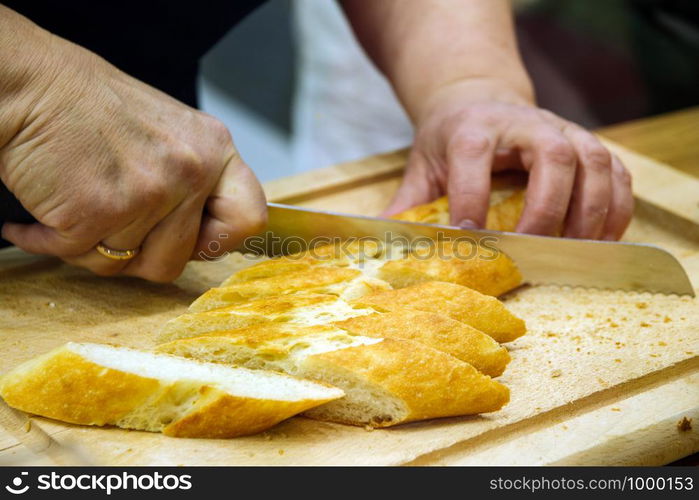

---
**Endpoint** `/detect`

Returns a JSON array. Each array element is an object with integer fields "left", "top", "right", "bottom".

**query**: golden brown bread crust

[
  {"left": 0, "top": 344, "right": 342, "bottom": 438},
  {"left": 160, "top": 310, "right": 511, "bottom": 378},
  {"left": 223, "top": 260, "right": 319, "bottom": 285},
  {"left": 333, "top": 311, "right": 510, "bottom": 377},
  {"left": 220, "top": 240, "right": 386, "bottom": 286},
  {"left": 0, "top": 348, "right": 157, "bottom": 426},
  {"left": 377, "top": 241, "right": 522, "bottom": 296},
  {"left": 156, "top": 324, "right": 351, "bottom": 363},
  {"left": 157, "top": 330, "right": 509, "bottom": 427},
  {"left": 391, "top": 196, "right": 450, "bottom": 225},
  {"left": 352, "top": 281, "right": 526, "bottom": 343},
  {"left": 159, "top": 293, "right": 359, "bottom": 342},
  {"left": 191, "top": 267, "right": 364, "bottom": 312},
  {"left": 487, "top": 190, "right": 525, "bottom": 232},
  {"left": 161, "top": 386, "right": 330, "bottom": 438},
  {"left": 302, "top": 339, "right": 510, "bottom": 426},
  {"left": 390, "top": 191, "right": 525, "bottom": 232}
]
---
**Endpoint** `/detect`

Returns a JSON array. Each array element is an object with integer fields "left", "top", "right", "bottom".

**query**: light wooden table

[
  {"left": 599, "top": 106, "right": 699, "bottom": 178},
  {"left": 601, "top": 107, "right": 699, "bottom": 466}
]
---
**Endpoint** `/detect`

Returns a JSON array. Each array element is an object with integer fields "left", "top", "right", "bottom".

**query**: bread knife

[{"left": 248, "top": 203, "right": 695, "bottom": 296}]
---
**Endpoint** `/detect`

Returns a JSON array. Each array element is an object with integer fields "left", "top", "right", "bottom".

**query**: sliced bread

[
  {"left": 332, "top": 310, "right": 510, "bottom": 377},
  {"left": 155, "top": 328, "right": 509, "bottom": 427},
  {"left": 376, "top": 241, "right": 522, "bottom": 296},
  {"left": 159, "top": 293, "right": 375, "bottom": 343},
  {"left": 191, "top": 267, "right": 390, "bottom": 313},
  {"left": 352, "top": 281, "right": 526, "bottom": 343},
  {"left": 0, "top": 342, "right": 343, "bottom": 438}
]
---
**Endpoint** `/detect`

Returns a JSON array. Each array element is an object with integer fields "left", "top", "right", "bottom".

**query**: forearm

[
  {"left": 0, "top": 6, "right": 57, "bottom": 150},
  {"left": 341, "top": 0, "right": 534, "bottom": 122}
]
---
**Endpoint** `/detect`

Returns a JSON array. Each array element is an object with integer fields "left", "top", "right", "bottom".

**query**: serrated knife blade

[{"left": 253, "top": 203, "right": 695, "bottom": 296}]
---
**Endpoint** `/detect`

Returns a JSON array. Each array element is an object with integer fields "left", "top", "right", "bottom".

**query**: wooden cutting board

[{"left": 0, "top": 140, "right": 698, "bottom": 466}]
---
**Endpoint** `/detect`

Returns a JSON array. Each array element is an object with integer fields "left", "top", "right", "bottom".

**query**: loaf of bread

[
  {"left": 352, "top": 281, "right": 526, "bottom": 343},
  {"left": 155, "top": 326, "right": 509, "bottom": 427},
  {"left": 391, "top": 191, "right": 525, "bottom": 232},
  {"left": 222, "top": 242, "right": 521, "bottom": 297},
  {"left": 190, "top": 267, "right": 391, "bottom": 313},
  {"left": 0, "top": 342, "right": 343, "bottom": 438}
]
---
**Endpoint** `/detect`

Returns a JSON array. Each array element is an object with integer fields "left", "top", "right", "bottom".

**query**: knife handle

[{"left": 0, "top": 182, "right": 36, "bottom": 248}]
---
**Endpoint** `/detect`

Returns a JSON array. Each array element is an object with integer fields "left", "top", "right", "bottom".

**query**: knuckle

[
  {"left": 166, "top": 142, "right": 211, "bottom": 190},
  {"left": 203, "top": 114, "right": 233, "bottom": 145},
  {"left": 447, "top": 132, "right": 493, "bottom": 158},
  {"left": 616, "top": 163, "right": 632, "bottom": 187},
  {"left": 243, "top": 205, "right": 268, "bottom": 235},
  {"left": 583, "top": 202, "right": 609, "bottom": 221},
  {"left": 136, "top": 177, "right": 169, "bottom": 208},
  {"left": 540, "top": 139, "right": 576, "bottom": 167},
  {"left": 226, "top": 204, "right": 268, "bottom": 241},
  {"left": 529, "top": 200, "right": 567, "bottom": 224},
  {"left": 582, "top": 145, "right": 612, "bottom": 174},
  {"left": 42, "top": 209, "right": 78, "bottom": 233}
]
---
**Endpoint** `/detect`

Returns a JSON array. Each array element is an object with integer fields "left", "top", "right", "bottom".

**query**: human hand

[
  {"left": 384, "top": 80, "right": 633, "bottom": 240},
  {"left": 0, "top": 26, "right": 266, "bottom": 281}
]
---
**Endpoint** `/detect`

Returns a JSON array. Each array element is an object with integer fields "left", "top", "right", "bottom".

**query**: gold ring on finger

[{"left": 95, "top": 243, "right": 141, "bottom": 261}]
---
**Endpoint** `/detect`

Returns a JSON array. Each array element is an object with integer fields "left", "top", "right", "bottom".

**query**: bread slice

[
  {"left": 191, "top": 267, "right": 391, "bottom": 313},
  {"left": 0, "top": 342, "right": 343, "bottom": 438},
  {"left": 156, "top": 324, "right": 380, "bottom": 372},
  {"left": 159, "top": 293, "right": 375, "bottom": 343},
  {"left": 332, "top": 310, "right": 510, "bottom": 377},
  {"left": 220, "top": 240, "right": 390, "bottom": 286},
  {"left": 158, "top": 310, "right": 509, "bottom": 378},
  {"left": 155, "top": 328, "right": 509, "bottom": 427},
  {"left": 300, "top": 339, "right": 509, "bottom": 426},
  {"left": 352, "top": 281, "right": 526, "bottom": 343},
  {"left": 376, "top": 241, "right": 522, "bottom": 296}
]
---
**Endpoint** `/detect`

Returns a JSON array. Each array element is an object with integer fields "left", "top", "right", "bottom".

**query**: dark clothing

[
  {"left": 4, "top": 1, "right": 266, "bottom": 107},
  {"left": 0, "top": 1, "right": 265, "bottom": 246}
]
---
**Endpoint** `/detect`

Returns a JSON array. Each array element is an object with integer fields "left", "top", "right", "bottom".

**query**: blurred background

[{"left": 198, "top": 0, "right": 699, "bottom": 182}]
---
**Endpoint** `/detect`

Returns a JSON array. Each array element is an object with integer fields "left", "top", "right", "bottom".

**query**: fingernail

[{"left": 458, "top": 219, "right": 479, "bottom": 229}]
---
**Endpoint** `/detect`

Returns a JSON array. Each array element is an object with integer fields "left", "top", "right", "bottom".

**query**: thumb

[
  {"left": 2, "top": 222, "right": 93, "bottom": 256},
  {"left": 192, "top": 155, "right": 267, "bottom": 261},
  {"left": 381, "top": 152, "right": 437, "bottom": 217}
]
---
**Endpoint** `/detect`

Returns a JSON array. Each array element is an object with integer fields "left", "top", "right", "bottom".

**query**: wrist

[{"left": 414, "top": 77, "right": 536, "bottom": 126}]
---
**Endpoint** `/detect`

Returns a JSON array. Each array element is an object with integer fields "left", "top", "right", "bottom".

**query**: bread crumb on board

[
  {"left": 677, "top": 417, "right": 692, "bottom": 432},
  {"left": 550, "top": 369, "right": 562, "bottom": 378}
]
